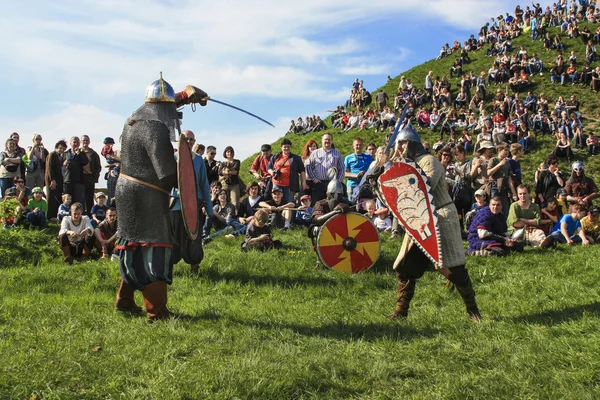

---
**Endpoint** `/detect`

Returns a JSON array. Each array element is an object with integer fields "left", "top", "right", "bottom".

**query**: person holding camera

[
  {"left": 0, "top": 138, "right": 23, "bottom": 198},
  {"left": 267, "top": 138, "right": 307, "bottom": 205},
  {"left": 25, "top": 134, "right": 49, "bottom": 189},
  {"left": 63, "top": 136, "right": 89, "bottom": 209}
]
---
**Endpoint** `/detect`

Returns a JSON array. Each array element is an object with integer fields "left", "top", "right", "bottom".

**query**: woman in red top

[{"left": 267, "top": 138, "right": 307, "bottom": 204}]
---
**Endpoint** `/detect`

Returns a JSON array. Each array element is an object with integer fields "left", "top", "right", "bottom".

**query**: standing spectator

[
  {"left": 218, "top": 146, "right": 242, "bottom": 211},
  {"left": 301, "top": 139, "right": 318, "bottom": 196},
  {"left": 375, "top": 89, "right": 388, "bottom": 112},
  {"left": 451, "top": 145, "right": 473, "bottom": 232},
  {"left": 306, "top": 132, "right": 345, "bottom": 205},
  {"left": 9, "top": 132, "right": 26, "bottom": 182},
  {"left": 25, "top": 134, "right": 48, "bottom": 189},
  {"left": 63, "top": 136, "right": 88, "bottom": 209},
  {"left": 344, "top": 138, "right": 373, "bottom": 202},
  {"left": 45, "top": 140, "right": 67, "bottom": 220},
  {"left": 0, "top": 138, "right": 22, "bottom": 197},
  {"left": 80, "top": 135, "right": 102, "bottom": 215},
  {"left": 267, "top": 138, "right": 307, "bottom": 205},
  {"left": 249, "top": 144, "right": 272, "bottom": 196},
  {"left": 204, "top": 145, "right": 220, "bottom": 185},
  {"left": 536, "top": 155, "right": 565, "bottom": 206}
]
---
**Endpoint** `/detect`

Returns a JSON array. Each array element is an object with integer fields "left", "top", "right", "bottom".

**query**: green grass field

[{"left": 1, "top": 227, "right": 600, "bottom": 399}]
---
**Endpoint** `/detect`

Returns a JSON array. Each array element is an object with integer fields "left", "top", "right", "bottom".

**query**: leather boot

[
  {"left": 388, "top": 278, "right": 416, "bottom": 319},
  {"left": 61, "top": 246, "right": 73, "bottom": 265},
  {"left": 80, "top": 246, "right": 91, "bottom": 262},
  {"left": 115, "top": 279, "right": 143, "bottom": 313},
  {"left": 455, "top": 276, "right": 482, "bottom": 322},
  {"left": 142, "top": 281, "right": 172, "bottom": 321}
]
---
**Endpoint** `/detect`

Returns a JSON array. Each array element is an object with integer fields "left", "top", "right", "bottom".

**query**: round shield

[
  {"left": 316, "top": 212, "right": 380, "bottom": 273},
  {"left": 177, "top": 134, "right": 199, "bottom": 240}
]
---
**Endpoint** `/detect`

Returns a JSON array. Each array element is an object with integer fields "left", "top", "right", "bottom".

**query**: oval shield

[
  {"left": 177, "top": 133, "right": 199, "bottom": 240},
  {"left": 316, "top": 212, "right": 380, "bottom": 273}
]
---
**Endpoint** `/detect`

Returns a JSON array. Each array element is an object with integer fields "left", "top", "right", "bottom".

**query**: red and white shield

[{"left": 378, "top": 161, "right": 442, "bottom": 266}]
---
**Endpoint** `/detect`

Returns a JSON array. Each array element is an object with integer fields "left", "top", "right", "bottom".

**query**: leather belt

[{"left": 119, "top": 173, "right": 171, "bottom": 195}]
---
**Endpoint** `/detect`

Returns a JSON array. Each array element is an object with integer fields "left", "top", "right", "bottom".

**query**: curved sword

[{"left": 207, "top": 97, "right": 275, "bottom": 127}]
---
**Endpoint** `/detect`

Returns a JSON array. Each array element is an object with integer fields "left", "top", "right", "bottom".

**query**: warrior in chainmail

[
  {"left": 387, "top": 123, "right": 482, "bottom": 321},
  {"left": 114, "top": 73, "right": 208, "bottom": 320}
]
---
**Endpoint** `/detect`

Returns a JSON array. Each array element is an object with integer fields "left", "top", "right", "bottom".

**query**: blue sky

[{"left": 0, "top": 0, "right": 528, "bottom": 185}]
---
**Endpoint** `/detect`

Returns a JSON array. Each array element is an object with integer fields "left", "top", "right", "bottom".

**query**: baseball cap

[
  {"left": 272, "top": 187, "right": 283, "bottom": 193},
  {"left": 95, "top": 192, "right": 107, "bottom": 199},
  {"left": 556, "top": 188, "right": 567, "bottom": 196},
  {"left": 32, "top": 187, "right": 43, "bottom": 194},
  {"left": 590, "top": 206, "right": 600, "bottom": 215},
  {"left": 479, "top": 141, "right": 495, "bottom": 150},
  {"left": 103, "top": 137, "right": 115, "bottom": 145},
  {"left": 260, "top": 144, "right": 271, "bottom": 152},
  {"left": 475, "top": 189, "right": 487, "bottom": 197},
  {"left": 300, "top": 194, "right": 311, "bottom": 201}
]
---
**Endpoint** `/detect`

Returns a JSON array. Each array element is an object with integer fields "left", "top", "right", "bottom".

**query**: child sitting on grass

[
  {"left": 364, "top": 200, "right": 376, "bottom": 221},
  {"left": 293, "top": 194, "right": 313, "bottom": 227},
  {"left": 26, "top": 187, "right": 48, "bottom": 229},
  {"left": 90, "top": 192, "right": 108, "bottom": 228},
  {"left": 540, "top": 197, "right": 560, "bottom": 234},
  {"left": 57, "top": 193, "right": 72, "bottom": 222},
  {"left": 242, "top": 209, "right": 282, "bottom": 251},
  {"left": 373, "top": 208, "right": 392, "bottom": 232}
]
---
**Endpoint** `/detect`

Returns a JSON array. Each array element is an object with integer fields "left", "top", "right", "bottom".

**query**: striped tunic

[{"left": 306, "top": 148, "right": 345, "bottom": 182}]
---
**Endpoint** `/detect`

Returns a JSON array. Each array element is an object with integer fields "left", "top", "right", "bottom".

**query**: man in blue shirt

[
  {"left": 541, "top": 203, "right": 587, "bottom": 247},
  {"left": 344, "top": 138, "right": 373, "bottom": 203}
]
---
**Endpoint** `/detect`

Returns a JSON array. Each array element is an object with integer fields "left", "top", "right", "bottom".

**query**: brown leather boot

[
  {"left": 61, "top": 246, "right": 73, "bottom": 265},
  {"left": 388, "top": 278, "right": 416, "bottom": 319},
  {"left": 455, "top": 277, "right": 482, "bottom": 322},
  {"left": 142, "top": 281, "right": 172, "bottom": 321},
  {"left": 115, "top": 279, "right": 142, "bottom": 313}
]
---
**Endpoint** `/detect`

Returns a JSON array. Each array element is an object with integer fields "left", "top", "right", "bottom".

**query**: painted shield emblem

[
  {"left": 316, "top": 212, "right": 380, "bottom": 273},
  {"left": 177, "top": 134, "right": 199, "bottom": 240},
  {"left": 378, "top": 161, "right": 442, "bottom": 266}
]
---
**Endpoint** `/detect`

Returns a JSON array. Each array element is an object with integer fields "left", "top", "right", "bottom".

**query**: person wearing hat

[
  {"left": 259, "top": 186, "right": 295, "bottom": 230},
  {"left": 101, "top": 137, "right": 117, "bottom": 166},
  {"left": 579, "top": 206, "right": 600, "bottom": 245},
  {"left": 293, "top": 194, "right": 313, "bottom": 227},
  {"left": 90, "top": 192, "right": 108, "bottom": 229},
  {"left": 25, "top": 187, "right": 48, "bottom": 229},
  {"left": 565, "top": 161, "right": 599, "bottom": 212},
  {"left": 471, "top": 140, "right": 495, "bottom": 194},
  {"left": 249, "top": 144, "right": 272, "bottom": 196}
]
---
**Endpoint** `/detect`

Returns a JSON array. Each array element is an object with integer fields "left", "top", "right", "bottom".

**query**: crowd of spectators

[{"left": 3, "top": 1, "right": 600, "bottom": 263}]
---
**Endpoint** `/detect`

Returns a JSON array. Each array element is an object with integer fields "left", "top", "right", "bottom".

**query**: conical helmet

[
  {"left": 396, "top": 122, "right": 420, "bottom": 143},
  {"left": 145, "top": 72, "right": 175, "bottom": 103}
]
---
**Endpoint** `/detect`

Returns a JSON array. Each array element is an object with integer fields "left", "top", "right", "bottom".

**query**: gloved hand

[
  {"left": 176, "top": 85, "right": 208, "bottom": 106},
  {"left": 334, "top": 203, "right": 350, "bottom": 214}
]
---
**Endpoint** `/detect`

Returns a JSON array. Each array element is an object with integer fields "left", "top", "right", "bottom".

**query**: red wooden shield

[
  {"left": 378, "top": 161, "right": 442, "bottom": 266},
  {"left": 177, "top": 134, "right": 199, "bottom": 240},
  {"left": 316, "top": 212, "right": 380, "bottom": 273}
]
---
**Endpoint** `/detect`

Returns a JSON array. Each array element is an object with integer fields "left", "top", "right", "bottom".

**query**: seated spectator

[
  {"left": 259, "top": 187, "right": 294, "bottom": 230},
  {"left": 468, "top": 196, "right": 524, "bottom": 256},
  {"left": 294, "top": 194, "right": 313, "bottom": 227},
  {"left": 579, "top": 206, "right": 600, "bottom": 245},
  {"left": 26, "top": 187, "right": 48, "bottom": 229},
  {"left": 363, "top": 200, "right": 376, "bottom": 221},
  {"left": 506, "top": 184, "right": 546, "bottom": 246},
  {"left": 586, "top": 132, "right": 598, "bottom": 155},
  {"left": 94, "top": 207, "right": 118, "bottom": 259},
  {"left": 11, "top": 177, "right": 31, "bottom": 210},
  {"left": 552, "top": 131, "right": 573, "bottom": 162},
  {"left": 58, "top": 193, "right": 72, "bottom": 222},
  {"left": 566, "top": 61, "right": 579, "bottom": 84},
  {"left": 203, "top": 189, "right": 243, "bottom": 244},
  {"left": 539, "top": 197, "right": 560, "bottom": 235},
  {"left": 90, "top": 192, "right": 108, "bottom": 229},
  {"left": 565, "top": 161, "right": 599, "bottom": 211},
  {"left": 592, "top": 66, "right": 600, "bottom": 92},
  {"left": 225, "top": 181, "right": 263, "bottom": 238},
  {"left": 540, "top": 204, "right": 587, "bottom": 247},
  {"left": 58, "top": 202, "right": 94, "bottom": 265},
  {"left": 373, "top": 208, "right": 392, "bottom": 232},
  {"left": 580, "top": 62, "right": 594, "bottom": 85},
  {"left": 429, "top": 108, "right": 443, "bottom": 130},
  {"left": 417, "top": 108, "right": 431, "bottom": 129},
  {"left": 242, "top": 209, "right": 282, "bottom": 252},
  {"left": 1, "top": 187, "right": 24, "bottom": 228}
]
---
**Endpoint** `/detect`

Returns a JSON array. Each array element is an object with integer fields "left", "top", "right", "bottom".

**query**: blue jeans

[
  {"left": 550, "top": 230, "right": 582, "bottom": 244},
  {"left": 0, "top": 178, "right": 13, "bottom": 198},
  {"left": 206, "top": 218, "right": 245, "bottom": 240},
  {"left": 26, "top": 211, "right": 47, "bottom": 228}
]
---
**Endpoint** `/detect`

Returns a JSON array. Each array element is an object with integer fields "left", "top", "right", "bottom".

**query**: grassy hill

[
  {"left": 4, "top": 14, "right": 600, "bottom": 400},
  {"left": 240, "top": 20, "right": 600, "bottom": 188}
]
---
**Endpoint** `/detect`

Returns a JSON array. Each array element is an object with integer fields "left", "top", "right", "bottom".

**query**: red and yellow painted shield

[{"left": 316, "top": 212, "right": 380, "bottom": 273}]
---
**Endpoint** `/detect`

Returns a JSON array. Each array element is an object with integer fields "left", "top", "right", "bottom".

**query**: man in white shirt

[{"left": 58, "top": 202, "right": 94, "bottom": 264}]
